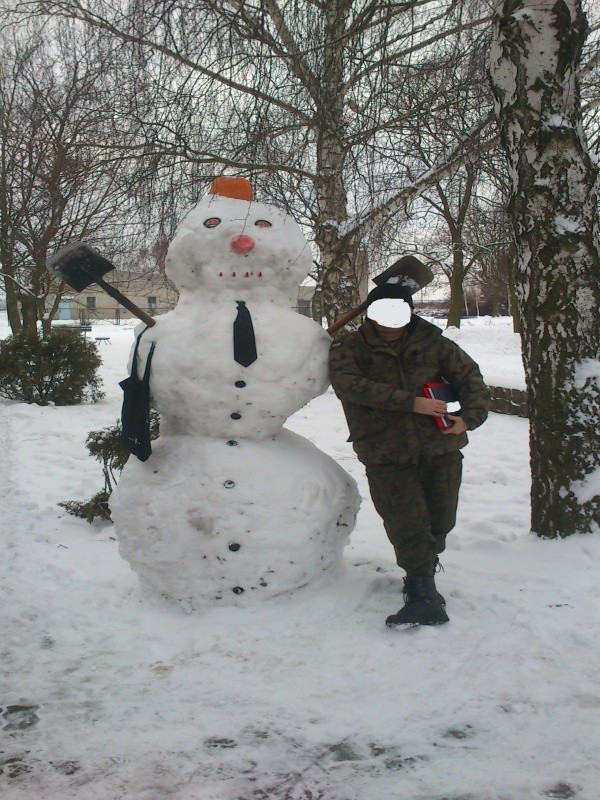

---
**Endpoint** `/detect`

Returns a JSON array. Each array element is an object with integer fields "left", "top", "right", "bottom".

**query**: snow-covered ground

[
  {"left": 443, "top": 316, "right": 526, "bottom": 390},
  {"left": 1, "top": 315, "right": 598, "bottom": 800}
]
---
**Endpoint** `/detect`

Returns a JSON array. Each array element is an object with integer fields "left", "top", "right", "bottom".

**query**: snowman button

[
  {"left": 231, "top": 412, "right": 242, "bottom": 420},
  {"left": 223, "top": 480, "right": 235, "bottom": 489},
  {"left": 226, "top": 440, "right": 238, "bottom": 446},
  {"left": 235, "top": 380, "right": 246, "bottom": 388}
]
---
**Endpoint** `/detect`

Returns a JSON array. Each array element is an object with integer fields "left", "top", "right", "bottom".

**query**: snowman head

[{"left": 165, "top": 177, "right": 312, "bottom": 303}]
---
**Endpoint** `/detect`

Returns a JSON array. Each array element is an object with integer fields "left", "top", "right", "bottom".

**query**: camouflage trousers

[{"left": 365, "top": 451, "right": 463, "bottom": 577}]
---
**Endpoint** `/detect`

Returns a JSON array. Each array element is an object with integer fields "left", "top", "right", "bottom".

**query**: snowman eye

[
  {"left": 255, "top": 220, "right": 272, "bottom": 228},
  {"left": 204, "top": 217, "right": 221, "bottom": 228}
]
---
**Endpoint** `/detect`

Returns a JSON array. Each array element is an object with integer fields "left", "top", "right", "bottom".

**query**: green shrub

[
  {"left": 0, "top": 328, "right": 104, "bottom": 405},
  {"left": 59, "top": 491, "right": 112, "bottom": 524},
  {"left": 59, "top": 412, "right": 160, "bottom": 524}
]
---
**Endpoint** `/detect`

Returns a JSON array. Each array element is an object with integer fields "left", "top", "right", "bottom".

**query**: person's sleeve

[
  {"left": 439, "top": 339, "right": 490, "bottom": 430},
  {"left": 328, "top": 340, "right": 414, "bottom": 411}
]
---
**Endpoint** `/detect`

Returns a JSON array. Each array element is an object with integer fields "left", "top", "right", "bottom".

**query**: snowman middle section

[{"left": 143, "top": 298, "right": 333, "bottom": 437}]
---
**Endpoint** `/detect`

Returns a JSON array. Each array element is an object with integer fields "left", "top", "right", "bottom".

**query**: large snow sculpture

[{"left": 111, "top": 178, "right": 360, "bottom": 610}]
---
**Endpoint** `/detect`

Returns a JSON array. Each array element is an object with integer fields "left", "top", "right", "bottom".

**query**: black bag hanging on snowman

[{"left": 119, "top": 327, "right": 156, "bottom": 462}]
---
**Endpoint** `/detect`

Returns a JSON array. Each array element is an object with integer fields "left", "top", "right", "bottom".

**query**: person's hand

[
  {"left": 413, "top": 396, "right": 447, "bottom": 417},
  {"left": 441, "top": 415, "right": 469, "bottom": 435}
]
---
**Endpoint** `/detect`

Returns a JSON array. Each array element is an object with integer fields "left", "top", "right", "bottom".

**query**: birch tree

[{"left": 489, "top": 0, "right": 600, "bottom": 537}]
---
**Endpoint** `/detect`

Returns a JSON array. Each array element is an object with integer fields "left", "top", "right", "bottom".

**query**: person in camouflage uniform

[{"left": 329, "top": 279, "right": 489, "bottom": 628}]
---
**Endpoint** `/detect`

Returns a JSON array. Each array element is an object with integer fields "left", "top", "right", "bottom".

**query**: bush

[
  {"left": 59, "top": 490, "right": 113, "bottom": 524},
  {"left": 0, "top": 328, "right": 104, "bottom": 405},
  {"left": 59, "top": 411, "right": 160, "bottom": 524}
]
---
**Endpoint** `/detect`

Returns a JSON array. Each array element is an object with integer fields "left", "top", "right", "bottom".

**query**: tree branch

[
  {"left": 11, "top": 1, "right": 314, "bottom": 123},
  {"left": 345, "top": 111, "right": 498, "bottom": 243}
]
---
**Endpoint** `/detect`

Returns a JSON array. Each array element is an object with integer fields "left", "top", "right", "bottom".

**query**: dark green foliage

[
  {"left": 0, "top": 328, "right": 104, "bottom": 405},
  {"left": 59, "top": 411, "right": 160, "bottom": 524},
  {"left": 59, "top": 491, "right": 112, "bottom": 524},
  {"left": 85, "top": 420, "right": 134, "bottom": 484}
]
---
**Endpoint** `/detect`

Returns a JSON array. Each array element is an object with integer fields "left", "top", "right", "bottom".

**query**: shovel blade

[
  {"left": 47, "top": 242, "right": 115, "bottom": 292},
  {"left": 372, "top": 255, "right": 433, "bottom": 294}
]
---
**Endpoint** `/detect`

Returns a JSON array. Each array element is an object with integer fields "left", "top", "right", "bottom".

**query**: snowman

[{"left": 111, "top": 177, "right": 360, "bottom": 611}]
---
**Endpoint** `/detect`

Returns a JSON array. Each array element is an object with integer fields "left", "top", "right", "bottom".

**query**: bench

[
  {"left": 51, "top": 322, "right": 91, "bottom": 335},
  {"left": 94, "top": 336, "right": 111, "bottom": 344}
]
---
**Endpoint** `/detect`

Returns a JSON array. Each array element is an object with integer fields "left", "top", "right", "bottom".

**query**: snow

[
  {"left": 511, "top": 8, "right": 535, "bottom": 23},
  {"left": 113, "top": 430, "right": 358, "bottom": 610},
  {"left": 2, "top": 314, "right": 600, "bottom": 799},
  {"left": 554, "top": 215, "right": 583, "bottom": 235},
  {"left": 439, "top": 316, "right": 526, "bottom": 390},
  {"left": 543, "top": 114, "right": 574, "bottom": 130},
  {"left": 573, "top": 358, "right": 600, "bottom": 387},
  {"left": 570, "top": 468, "right": 600, "bottom": 507}
]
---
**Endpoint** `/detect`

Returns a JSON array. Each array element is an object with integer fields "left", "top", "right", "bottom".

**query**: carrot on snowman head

[{"left": 208, "top": 176, "right": 253, "bottom": 202}]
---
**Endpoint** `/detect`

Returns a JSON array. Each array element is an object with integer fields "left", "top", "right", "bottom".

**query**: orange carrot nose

[{"left": 231, "top": 235, "right": 255, "bottom": 255}]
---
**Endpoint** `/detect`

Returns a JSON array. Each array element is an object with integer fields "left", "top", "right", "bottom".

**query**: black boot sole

[
  {"left": 386, "top": 616, "right": 449, "bottom": 629},
  {"left": 385, "top": 605, "right": 450, "bottom": 628}
]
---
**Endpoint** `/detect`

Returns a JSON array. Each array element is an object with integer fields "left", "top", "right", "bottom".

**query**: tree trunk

[
  {"left": 446, "top": 268, "right": 465, "bottom": 327},
  {"left": 491, "top": 288, "right": 501, "bottom": 317},
  {"left": 503, "top": 245, "right": 521, "bottom": 333},
  {"left": 2, "top": 276, "right": 23, "bottom": 335},
  {"left": 446, "top": 244, "right": 467, "bottom": 327},
  {"left": 312, "top": 2, "right": 362, "bottom": 326},
  {"left": 490, "top": 0, "right": 600, "bottom": 536},
  {"left": 20, "top": 296, "right": 40, "bottom": 337}
]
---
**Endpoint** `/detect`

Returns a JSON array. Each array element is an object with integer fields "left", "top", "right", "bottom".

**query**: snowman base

[{"left": 112, "top": 429, "right": 360, "bottom": 611}]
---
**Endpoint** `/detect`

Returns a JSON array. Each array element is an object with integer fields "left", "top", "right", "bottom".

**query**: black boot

[
  {"left": 406, "top": 575, "right": 446, "bottom": 607},
  {"left": 386, "top": 575, "right": 449, "bottom": 628}
]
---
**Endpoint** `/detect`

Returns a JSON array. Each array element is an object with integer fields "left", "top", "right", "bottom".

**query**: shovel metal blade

[
  {"left": 372, "top": 255, "right": 433, "bottom": 294},
  {"left": 47, "top": 242, "right": 116, "bottom": 292}
]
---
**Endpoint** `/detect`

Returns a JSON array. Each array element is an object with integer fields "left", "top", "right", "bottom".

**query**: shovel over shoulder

[
  {"left": 327, "top": 255, "right": 434, "bottom": 336},
  {"left": 47, "top": 242, "right": 156, "bottom": 328}
]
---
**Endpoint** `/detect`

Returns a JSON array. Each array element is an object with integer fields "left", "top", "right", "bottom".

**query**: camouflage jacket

[{"left": 328, "top": 316, "right": 489, "bottom": 466}]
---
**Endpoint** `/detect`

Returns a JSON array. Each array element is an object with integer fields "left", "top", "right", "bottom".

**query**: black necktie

[{"left": 233, "top": 301, "right": 257, "bottom": 367}]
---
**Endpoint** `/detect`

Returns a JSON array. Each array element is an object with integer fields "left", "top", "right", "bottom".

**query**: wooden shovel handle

[
  {"left": 96, "top": 277, "right": 156, "bottom": 327},
  {"left": 327, "top": 300, "right": 368, "bottom": 336}
]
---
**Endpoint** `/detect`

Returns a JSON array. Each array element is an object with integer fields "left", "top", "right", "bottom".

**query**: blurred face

[{"left": 367, "top": 298, "right": 412, "bottom": 328}]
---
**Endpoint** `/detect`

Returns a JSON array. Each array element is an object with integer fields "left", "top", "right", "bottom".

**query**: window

[
  {"left": 86, "top": 296, "right": 96, "bottom": 311},
  {"left": 148, "top": 296, "right": 157, "bottom": 311}
]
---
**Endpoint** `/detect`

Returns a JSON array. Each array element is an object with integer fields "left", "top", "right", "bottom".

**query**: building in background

[
  {"left": 53, "top": 270, "right": 325, "bottom": 323},
  {"left": 54, "top": 270, "right": 178, "bottom": 323}
]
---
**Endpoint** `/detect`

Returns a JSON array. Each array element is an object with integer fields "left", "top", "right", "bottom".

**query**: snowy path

[{"left": 1, "top": 320, "right": 599, "bottom": 800}]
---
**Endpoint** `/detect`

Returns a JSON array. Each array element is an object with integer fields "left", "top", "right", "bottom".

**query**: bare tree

[
  {"left": 464, "top": 199, "right": 514, "bottom": 318},
  {"left": 580, "top": 9, "right": 600, "bottom": 153},
  {"left": 0, "top": 21, "right": 138, "bottom": 337},
  {"left": 490, "top": 0, "right": 600, "bottom": 537},
  {"left": 376, "top": 33, "right": 496, "bottom": 326},
  {"left": 8, "top": 0, "right": 498, "bottom": 323},
  {"left": 419, "top": 162, "right": 481, "bottom": 326}
]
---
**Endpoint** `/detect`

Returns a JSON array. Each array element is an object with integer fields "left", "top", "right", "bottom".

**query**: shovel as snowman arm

[
  {"left": 47, "top": 242, "right": 156, "bottom": 328},
  {"left": 91, "top": 274, "right": 156, "bottom": 328}
]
